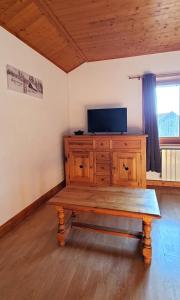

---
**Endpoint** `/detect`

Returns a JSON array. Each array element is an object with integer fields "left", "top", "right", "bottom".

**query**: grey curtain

[{"left": 142, "top": 73, "right": 161, "bottom": 172}]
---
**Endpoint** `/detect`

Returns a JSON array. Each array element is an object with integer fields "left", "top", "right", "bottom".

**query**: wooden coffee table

[{"left": 49, "top": 186, "right": 161, "bottom": 265}]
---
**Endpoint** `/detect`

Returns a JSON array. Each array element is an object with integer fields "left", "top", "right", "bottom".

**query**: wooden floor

[{"left": 0, "top": 188, "right": 180, "bottom": 300}]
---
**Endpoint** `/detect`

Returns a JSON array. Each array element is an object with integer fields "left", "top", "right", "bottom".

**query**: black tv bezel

[{"left": 87, "top": 107, "right": 127, "bottom": 134}]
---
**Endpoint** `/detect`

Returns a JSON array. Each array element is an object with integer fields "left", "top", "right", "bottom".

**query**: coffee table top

[{"left": 49, "top": 186, "right": 161, "bottom": 219}]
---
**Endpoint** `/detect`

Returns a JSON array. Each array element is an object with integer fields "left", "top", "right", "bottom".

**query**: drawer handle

[
  {"left": 101, "top": 178, "right": 104, "bottom": 181},
  {"left": 124, "top": 143, "right": 127, "bottom": 146},
  {"left": 101, "top": 155, "right": 104, "bottom": 158},
  {"left": 100, "top": 143, "right": 104, "bottom": 146},
  {"left": 123, "top": 163, "right": 129, "bottom": 171}
]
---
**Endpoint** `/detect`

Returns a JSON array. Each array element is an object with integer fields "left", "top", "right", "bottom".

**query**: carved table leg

[
  {"left": 142, "top": 218, "right": 152, "bottom": 265},
  {"left": 57, "top": 206, "right": 65, "bottom": 246}
]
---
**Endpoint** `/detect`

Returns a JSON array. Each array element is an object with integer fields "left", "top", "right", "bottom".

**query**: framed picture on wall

[{"left": 6, "top": 64, "right": 43, "bottom": 99}]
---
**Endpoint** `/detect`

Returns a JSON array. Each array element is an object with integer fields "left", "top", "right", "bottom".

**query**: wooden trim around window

[{"left": 160, "top": 137, "right": 180, "bottom": 145}]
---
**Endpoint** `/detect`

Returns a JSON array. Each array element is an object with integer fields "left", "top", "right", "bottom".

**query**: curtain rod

[{"left": 128, "top": 72, "right": 180, "bottom": 80}]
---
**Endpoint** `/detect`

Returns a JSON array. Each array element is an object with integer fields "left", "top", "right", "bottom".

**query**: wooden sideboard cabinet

[{"left": 64, "top": 135, "right": 147, "bottom": 188}]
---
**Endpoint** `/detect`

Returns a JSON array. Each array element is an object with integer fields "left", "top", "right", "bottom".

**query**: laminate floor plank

[{"left": 0, "top": 188, "right": 180, "bottom": 300}]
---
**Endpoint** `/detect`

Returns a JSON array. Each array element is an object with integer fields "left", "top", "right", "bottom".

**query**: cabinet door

[
  {"left": 69, "top": 151, "right": 94, "bottom": 184},
  {"left": 112, "top": 152, "right": 141, "bottom": 187}
]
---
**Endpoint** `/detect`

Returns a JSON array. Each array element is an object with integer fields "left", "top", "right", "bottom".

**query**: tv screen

[{"left": 88, "top": 108, "right": 127, "bottom": 133}]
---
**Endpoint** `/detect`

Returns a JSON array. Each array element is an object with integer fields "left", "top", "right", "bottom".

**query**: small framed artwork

[{"left": 6, "top": 64, "right": 43, "bottom": 99}]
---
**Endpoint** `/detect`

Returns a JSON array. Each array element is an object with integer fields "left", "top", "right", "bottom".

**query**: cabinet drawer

[
  {"left": 95, "top": 175, "right": 110, "bottom": 186},
  {"left": 112, "top": 140, "right": 141, "bottom": 149},
  {"left": 68, "top": 139, "right": 93, "bottom": 150},
  {"left": 96, "top": 163, "right": 111, "bottom": 175},
  {"left": 96, "top": 152, "right": 110, "bottom": 161},
  {"left": 95, "top": 139, "right": 110, "bottom": 150}
]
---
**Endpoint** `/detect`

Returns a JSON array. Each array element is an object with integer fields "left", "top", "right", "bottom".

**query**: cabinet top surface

[
  {"left": 64, "top": 134, "right": 147, "bottom": 138},
  {"left": 49, "top": 186, "right": 160, "bottom": 218}
]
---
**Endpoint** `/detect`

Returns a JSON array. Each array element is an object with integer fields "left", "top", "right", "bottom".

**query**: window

[{"left": 156, "top": 84, "right": 180, "bottom": 142}]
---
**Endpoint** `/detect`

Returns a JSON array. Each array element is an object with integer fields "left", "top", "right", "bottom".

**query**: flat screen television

[{"left": 88, "top": 108, "right": 127, "bottom": 133}]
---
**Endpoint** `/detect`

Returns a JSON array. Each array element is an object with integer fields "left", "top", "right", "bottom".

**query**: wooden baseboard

[
  {"left": 147, "top": 180, "right": 180, "bottom": 188},
  {"left": 0, "top": 180, "right": 65, "bottom": 238}
]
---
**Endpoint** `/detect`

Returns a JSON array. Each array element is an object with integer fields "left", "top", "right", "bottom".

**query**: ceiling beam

[{"left": 34, "top": 0, "right": 87, "bottom": 62}]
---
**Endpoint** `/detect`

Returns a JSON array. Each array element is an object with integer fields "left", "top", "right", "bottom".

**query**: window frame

[
  {"left": 156, "top": 81, "right": 180, "bottom": 145},
  {"left": 160, "top": 137, "right": 180, "bottom": 145}
]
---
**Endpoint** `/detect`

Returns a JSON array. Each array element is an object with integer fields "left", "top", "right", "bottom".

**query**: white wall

[
  {"left": 0, "top": 27, "right": 69, "bottom": 225},
  {"left": 68, "top": 51, "right": 180, "bottom": 133}
]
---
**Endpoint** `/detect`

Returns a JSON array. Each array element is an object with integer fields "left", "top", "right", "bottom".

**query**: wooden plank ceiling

[{"left": 0, "top": 0, "right": 180, "bottom": 72}]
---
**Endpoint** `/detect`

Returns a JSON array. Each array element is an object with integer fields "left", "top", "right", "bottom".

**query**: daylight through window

[{"left": 156, "top": 85, "right": 180, "bottom": 138}]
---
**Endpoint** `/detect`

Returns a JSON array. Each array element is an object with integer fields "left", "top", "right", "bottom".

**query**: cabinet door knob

[
  {"left": 79, "top": 165, "right": 83, "bottom": 168},
  {"left": 123, "top": 163, "right": 129, "bottom": 171}
]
